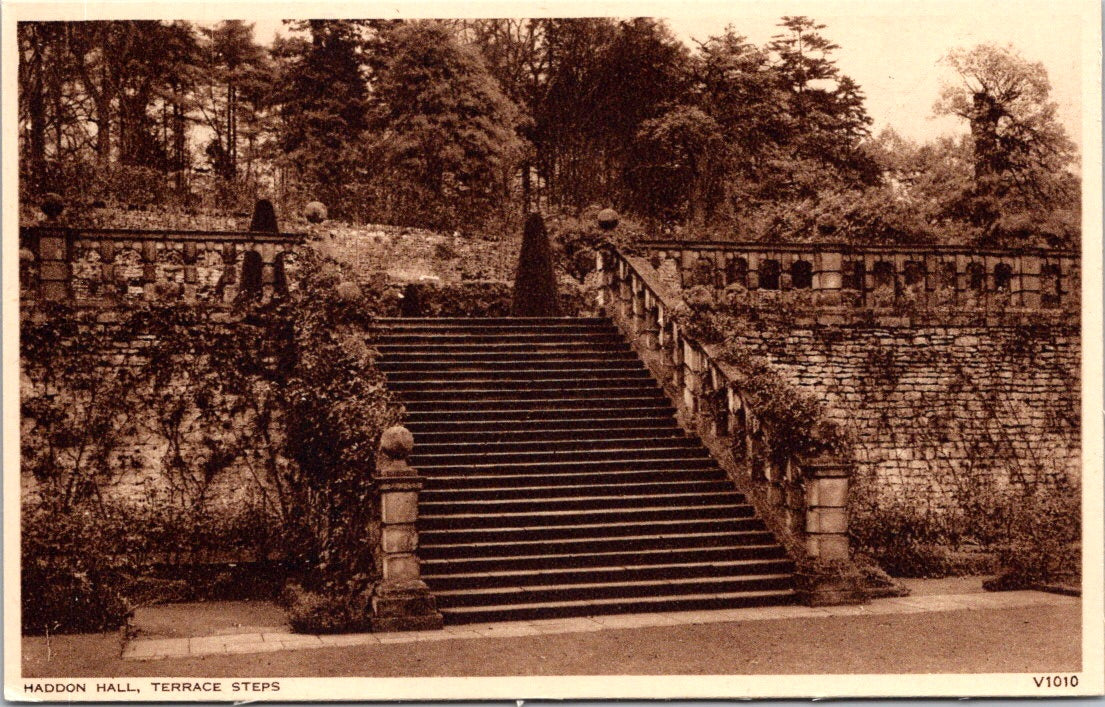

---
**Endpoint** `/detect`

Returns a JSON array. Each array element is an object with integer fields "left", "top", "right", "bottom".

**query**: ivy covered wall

[{"left": 735, "top": 324, "right": 1080, "bottom": 509}]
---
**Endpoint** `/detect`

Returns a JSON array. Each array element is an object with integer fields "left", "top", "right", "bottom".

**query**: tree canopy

[{"left": 17, "top": 19, "right": 1078, "bottom": 247}]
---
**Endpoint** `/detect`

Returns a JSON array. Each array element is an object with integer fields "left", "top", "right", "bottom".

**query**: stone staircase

[{"left": 376, "top": 317, "right": 795, "bottom": 624}]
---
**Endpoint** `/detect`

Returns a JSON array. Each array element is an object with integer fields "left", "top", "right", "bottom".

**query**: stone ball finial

[
  {"left": 41, "top": 193, "right": 65, "bottom": 220},
  {"left": 379, "top": 425, "right": 414, "bottom": 460},
  {"left": 597, "top": 208, "right": 619, "bottom": 230},
  {"left": 305, "top": 201, "right": 328, "bottom": 224}
]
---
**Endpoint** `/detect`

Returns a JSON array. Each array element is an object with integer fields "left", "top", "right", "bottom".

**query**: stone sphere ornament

[
  {"left": 41, "top": 193, "right": 65, "bottom": 220},
  {"left": 305, "top": 201, "right": 328, "bottom": 224},
  {"left": 597, "top": 208, "right": 619, "bottom": 230},
  {"left": 379, "top": 425, "right": 414, "bottom": 460}
]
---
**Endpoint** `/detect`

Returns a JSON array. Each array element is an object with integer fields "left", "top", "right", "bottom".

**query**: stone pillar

[
  {"left": 801, "top": 455, "right": 851, "bottom": 561},
  {"left": 682, "top": 342, "right": 703, "bottom": 413},
  {"left": 98, "top": 240, "right": 119, "bottom": 302},
  {"left": 370, "top": 425, "right": 443, "bottom": 632},
  {"left": 1021, "top": 255, "right": 1042, "bottom": 309},
  {"left": 642, "top": 293, "right": 659, "bottom": 351},
  {"left": 260, "top": 242, "right": 277, "bottom": 301},
  {"left": 141, "top": 240, "right": 159, "bottom": 300},
  {"left": 815, "top": 251, "right": 842, "bottom": 306},
  {"left": 183, "top": 242, "right": 199, "bottom": 302},
  {"left": 630, "top": 277, "right": 646, "bottom": 336},
  {"left": 36, "top": 227, "right": 72, "bottom": 302}
]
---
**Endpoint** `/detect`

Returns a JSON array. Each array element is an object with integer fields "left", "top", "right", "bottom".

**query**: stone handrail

[
  {"left": 597, "top": 246, "right": 851, "bottom": 562},
  {"left": 19, "top": 225, "right": 305, "bottom": 307},
  {"left": 640, "top": 239, "right": 1079, "bottom": 314}
]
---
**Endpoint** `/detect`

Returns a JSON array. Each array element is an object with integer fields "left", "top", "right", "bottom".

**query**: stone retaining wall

[{"left": 737, "top": 324, "right": 1081, "bottom": 507}]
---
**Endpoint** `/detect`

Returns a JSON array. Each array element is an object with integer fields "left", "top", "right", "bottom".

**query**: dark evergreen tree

[
  {"left": 274, "top": 20, "right": 382, "bottom": 218},
  {"left": 511, "top": 213, "right": 559, "bottom": 317},
  {"left": 373, "top": 21, "right": 522, "bottom": 229},
  {"left": 249, "top": 198, "right": 279, "bottom": 232}
]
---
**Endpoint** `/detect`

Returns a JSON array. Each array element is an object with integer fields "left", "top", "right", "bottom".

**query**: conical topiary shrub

[
  {"left": 511, "top": 213, "right": 560, "bottom": 317},
  {"left": 250, "top": 198, "right": 279, "bottom": 233}
]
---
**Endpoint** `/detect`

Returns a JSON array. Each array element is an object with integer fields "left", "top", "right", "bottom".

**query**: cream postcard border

[{"left": 3, "top": 0, "right": 1102, "bottom": 699}]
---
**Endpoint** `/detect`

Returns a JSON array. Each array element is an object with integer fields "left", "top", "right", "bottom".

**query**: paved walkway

[{"left": 122, "top": 588, "right": 1077, "bottom": 661}]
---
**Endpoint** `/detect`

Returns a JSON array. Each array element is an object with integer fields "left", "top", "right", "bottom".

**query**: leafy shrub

[
  {"left": 21, "top": 500, "right": 135, "bottom": 634},
  {"left": 851, "top": 475, "right": 1080, "bottom": 581},
  {"left": 397, "top": 281, "right": 512, "bottom": 317},
  {"left": 988, "top": 481, "right": 1081, "bottom": 588},
  {"left": 281, "top": 582, "right": 372, "bottom": 634}
]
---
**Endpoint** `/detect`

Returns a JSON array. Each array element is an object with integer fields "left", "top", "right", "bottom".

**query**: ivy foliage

[
  {"left": 674, "top": 283, "right": 851, "bottom": 458},
  {"left": 20, "top": 243, "right": 399, "bottom": 633}
]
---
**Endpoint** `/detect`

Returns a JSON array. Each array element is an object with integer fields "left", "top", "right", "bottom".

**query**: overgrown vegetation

[
  {"left": 850, "top": 476, "right": 1080, "bottom": 584},
  {"left": 674, "top": 283, "right": 852, "bottom": 459},
  {"left": 19, "top": 244, "right": 399, "bottom": 634},
  {"left": 674, "top": 276, "right": 1079, "bottom": 587},
  {"left": 19, "top": 19, "right": 1078, "bottom": 245}
]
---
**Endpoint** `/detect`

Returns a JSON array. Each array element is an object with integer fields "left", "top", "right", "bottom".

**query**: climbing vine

[
  {"left": 674, "top": 284, "right": 853, "bottom": 459},
  {"left": 20, "top": 243, "right": 400, "bottom": 633}
]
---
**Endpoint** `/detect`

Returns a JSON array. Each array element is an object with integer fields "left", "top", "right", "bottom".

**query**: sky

[{"left": 246, "top": 8, "right": 1083, "bottom": 148}]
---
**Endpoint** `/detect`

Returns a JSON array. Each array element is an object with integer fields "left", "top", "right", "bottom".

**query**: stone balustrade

[
  {"left": 19, "top": 226, "right": 304, "bottom": 308},
  {"left": 641, "top": 240, "right": 1079, "bottom": 316},
  {"left": 597, "top": 246, "right": 852, "bottom": 563}
]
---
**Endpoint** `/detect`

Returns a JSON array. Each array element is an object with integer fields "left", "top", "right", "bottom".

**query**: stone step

[
  {"left": 379, "top": 333, "right": 626, "bottom": 346},
  {"left": 420, "top": 477, "right": 732, "bottom": 502},
  {"left": 419, "top": 528, "right": 780, "bottom": 559},
  {"left": 378, "top": 342, "right": 633, "bottom": 354},
  {"left": 437, "top": 589, "right": 797, "bottom": 624},
  {"left": 402, "top": 393, "right": 669, "bottom": 411},
  {"left": 419, "top": 516, "right": 767, "bottom": 545},
  {"left": 433, "top": 572, "right": 793, "bottom": 608},
  {"left": 420, "top": 490, "right": 745, "bottom": 515},
  {"left": 420, "top": 466, "right": 730, "bottom": 490},
  {"left": 412, "top": 445, "right": 711, "bottom": 467},
  {"left": 406, "top": 416, "right": 678, "bottom": 435},
  {"left": 420, "top": 501, "right": 754, "bottom": 530},
  {"left": 387, "top": 374, "right": 654, "bottom": 390},
  {"left": 411, "top": 424, "right": 686, "bottom": 446},
  {"left": 417, "top": 456, "right": 717, "bottom": 476},
  {"left": 421, "top": 543, "right": 790, "bottom": 574},
  {"left": 424, "top": 558, "right": 793, "bottom": 590},
  {"left": 379, "top": 360, "right": 645, "bottom": 373},
  {"left": 398, "top": 384, "right": 662, "bottom": 399},
  {"left": 404, "top": 405, "right": 676, "bottom": 424},
  {"left": 416, "top": 434, "right": 695, "bottom": 455},
  {"left": 378, "top": 317, "right": 609, "bottom": 326}
]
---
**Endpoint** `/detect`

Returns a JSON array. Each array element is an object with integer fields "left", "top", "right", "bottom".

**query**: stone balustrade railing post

[
  {"left": 182, "top": 242, "right": 199, "bottom": 302},
  {"left": 630, "top": 276, "right": 647, "bottom": 336},
  {"left": 642, "top": 292, "right": 660, "bottom": 350},
  {"left": 370, "top": 425, "right": 443, "bottom": 632},
  {"left": 682, "top": 341, "right": 703, "bottom": 414},
  {"left": 141, "top": 241, "right": 158, "bottom": 300},
  {"left": 800, "top": 455, "right": 851, "bottom": 562},
  {"left": 36, "top": 227, "right": 72, "bottom": 302}
]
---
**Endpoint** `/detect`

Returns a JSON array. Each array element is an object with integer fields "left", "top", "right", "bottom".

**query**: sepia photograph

[{"left": 4, "top": 0, "right": 1102, "bottom": 700}]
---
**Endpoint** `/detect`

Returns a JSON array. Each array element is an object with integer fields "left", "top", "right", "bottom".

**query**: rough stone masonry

[{"left": 737, "top": 324, "right": 1080, "bottom": 510}]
